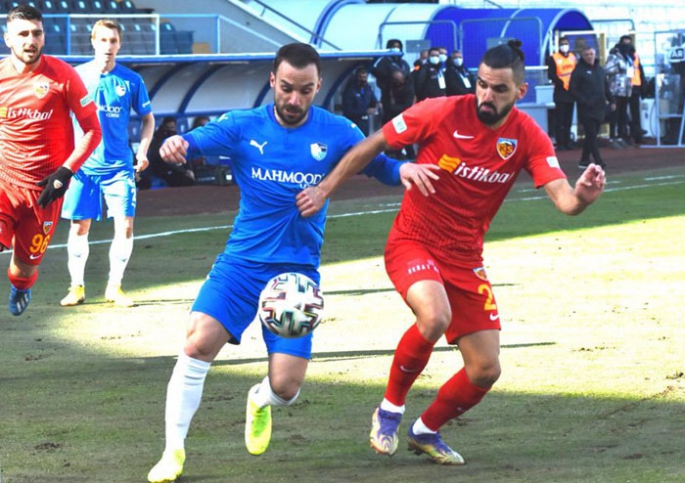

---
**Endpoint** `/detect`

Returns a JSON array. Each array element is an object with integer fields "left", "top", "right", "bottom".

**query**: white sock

[
  {"left": 164, "top": 354, "right": 211, "bottom": 451},
  {"left": 380, "top": 398, "right": 405, "bottom": 414},
  {"left": 67, "top": 232, "right": 89, "bottom": 286},
  {"left": 252, "top": 376, "right": 300, "bottom": 408},
  {"left": 412, "top": 417, "right": 437, "bottom": 435},
  {"left": 108, "top": 234, "right": 133, "bottom": 286}
]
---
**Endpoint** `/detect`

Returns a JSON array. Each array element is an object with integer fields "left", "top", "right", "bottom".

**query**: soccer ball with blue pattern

[{"left": 258, "top": 272, "right": 324, "bottom": 338}]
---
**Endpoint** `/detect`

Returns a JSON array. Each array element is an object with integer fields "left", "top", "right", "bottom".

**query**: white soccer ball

[{"left": 258, "top": 272, "right": 324, "bottom": 338}]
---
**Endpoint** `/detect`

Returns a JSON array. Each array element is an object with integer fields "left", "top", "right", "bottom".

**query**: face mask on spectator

[
  {"left": 559, "top": 44, "right": 570, "bottom": 54},
  {"left": 454, "top": 57, "right": 464, "bottom": 67},
  {"left": 439, "top": 54, "right": 447, "bottom": 63},
  {"left": 429, "top": 55, "right": 440, "bottom": 65}
]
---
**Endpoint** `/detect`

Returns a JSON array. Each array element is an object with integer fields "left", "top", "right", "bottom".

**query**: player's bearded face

[
  {"left": 475, "top": 65, "right": 525, "bottom": 127},
  {"left": 5, "top": 19, "right": 44, "bottom": 66},
  {"left": 271, "top": 61, "right": 321, "bottom": 128}
]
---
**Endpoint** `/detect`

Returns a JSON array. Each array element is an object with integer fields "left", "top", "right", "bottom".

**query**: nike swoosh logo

[
  {"left": 489, "top": 313, "right": 500, "bottom": 321},
  {"left": 453, "top": 130, "right": 474, "bottom": 139},
  {"left": 29, "top": 253, "right": 43, "bottom": 260}
]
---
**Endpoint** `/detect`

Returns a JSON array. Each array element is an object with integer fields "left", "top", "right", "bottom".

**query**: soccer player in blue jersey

[
  {"left": 147, "top": 42, "right": 439, "bottom": 483},
  {"left": 60, "top": 19, "right": 154, "bottom": 308}
]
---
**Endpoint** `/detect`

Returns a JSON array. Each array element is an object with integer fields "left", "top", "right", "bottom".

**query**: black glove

[{"left": 36, "top": 166, "right": 73, "bottom": 208}]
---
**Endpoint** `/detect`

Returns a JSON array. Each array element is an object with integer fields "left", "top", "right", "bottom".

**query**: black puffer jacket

[{"left": 569, "top": 57, "right": 612, "bottom": 122}]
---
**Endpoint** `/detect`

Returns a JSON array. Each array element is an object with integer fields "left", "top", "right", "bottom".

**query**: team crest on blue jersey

[
  {"left": 496, "top": 138, "right": 517, "bottom": 160},
  {"left": 115, "top": 84, "right": 126, "bottom": 96},
  {"left": 42, "top": 221, "right": 54, "bottom": 235},
  {"left": 310, "top": 142, "right": 327, "bottom": 161},
  {"left": 34, "top": 82, "right": 49, "bottom": 99}
]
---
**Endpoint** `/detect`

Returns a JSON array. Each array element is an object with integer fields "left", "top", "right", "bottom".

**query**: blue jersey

[
  {"left": 185, "top": 104, "right": 404, "bottom": 267},
  {"left": 75, "top": 61, "right": 152, "bottom": 175}
]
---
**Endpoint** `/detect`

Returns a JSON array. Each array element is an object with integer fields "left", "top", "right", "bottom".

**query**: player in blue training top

[
  {"left": 147, "top": 42, "right": 439, "bottom": 483},
  {"left": 60, "top": 19, "right": 154, "bottom": 308}
]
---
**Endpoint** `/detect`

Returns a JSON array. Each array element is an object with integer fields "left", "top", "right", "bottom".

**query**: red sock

[
  {"left": 384, "top": 323, "right": 435, "bottom": 406},
  {"left": 421, "top": 368, "right": 490, "bottom": 431},
  {"left": 8, "top": 269, "right": 38, "bottom": 290}
]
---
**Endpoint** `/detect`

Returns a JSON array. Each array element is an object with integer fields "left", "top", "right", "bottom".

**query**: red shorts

[
  {"left": 0, "top": 180, "right": 62, "bottom": 266},
  {"left": 384, "top": 240, "right": 501, "bottom": 344}
]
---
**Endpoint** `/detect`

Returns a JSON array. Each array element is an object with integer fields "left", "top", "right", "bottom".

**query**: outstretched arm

[{"left": 544, "top": 164, "right": 606, "bottom": 215}]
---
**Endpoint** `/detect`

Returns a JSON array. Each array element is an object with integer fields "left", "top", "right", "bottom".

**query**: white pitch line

[{"left": 1, "top": 177, "right": 683, "bottom": 256}]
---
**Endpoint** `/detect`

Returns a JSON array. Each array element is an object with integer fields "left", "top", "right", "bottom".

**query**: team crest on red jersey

[
  {"left": 34, "top": 82, "right": 50, "bottom": 99},
  {"left": 42, "top": 221, "right": 54, "bottom": 235},
  {"left": 496, "top": 138, "right": 517, "bottom": 160},
  {"left": 473, "top": 267, "right": 488, "bottom": 281}
]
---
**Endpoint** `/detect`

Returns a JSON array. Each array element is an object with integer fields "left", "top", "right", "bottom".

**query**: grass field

[{"left": 1, "top": 166, "right": 684, "bottom": 482}]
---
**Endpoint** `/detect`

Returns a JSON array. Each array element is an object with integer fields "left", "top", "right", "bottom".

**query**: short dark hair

[
  {"left": 273, "top": 43, "right": 321, "bottom": 77},
  {"left": 386, "top": 39, "right": 403, "bottom": 50},
  {"left": 559, "top": 36, "right": 570, "bottom": 44},
  {"left": 620, "top": 34, "right": 632, "bottom": 43},
  {"left": 7, "top": 4, "right": 43, "bottom": 23},
  {"left": 480, "top": 39, "right": 526, "bottom": 85}
]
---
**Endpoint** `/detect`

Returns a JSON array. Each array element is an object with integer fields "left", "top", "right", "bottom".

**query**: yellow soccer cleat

[
  {"left": 245, "top": 384, "right": 272, "bottom": 455},
  {"left": 369, "top": 406, "right": 402, "bottom": 456},
  {"left": 105, "top": 283, "right": 134, "bottom": 307},
  {"left": 407, "top": 424, "right": 465, "bottom": 465},
  {"left": 147, "top": 448, "right": 185, "bottom": 483},
  {"left": 60, "top": 285, "right": 85, "bottom": 307}
]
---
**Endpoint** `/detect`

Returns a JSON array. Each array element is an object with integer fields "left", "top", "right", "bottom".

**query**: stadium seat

[
  {"left": 43, "top": 20, "right": 66, "bottom": 54},
  {"left": 70, "top": 0, "right": 92, "bottom": 13},
  {"left": 40, "top": 0, "right": 59, "bottom": 13},
  {"left": 159, "top": 22, "right": 178, "bottom": 55}
]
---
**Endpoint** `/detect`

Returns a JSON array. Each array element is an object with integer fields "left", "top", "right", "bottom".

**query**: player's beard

[
  {"left": 15, "top": 45, "right": 43, "bottom": 65},
  {"left": 476, "top": 99, "right": 515, "bottom": 126},
  {"left": 274, "top": 102, "right": 307, "bottom": 126}
]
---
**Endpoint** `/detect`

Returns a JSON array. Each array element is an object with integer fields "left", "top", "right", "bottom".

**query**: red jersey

[
  {"left": 0, "top": 55, "right": 99, "bottom": 189},
  {"left": 382, "top": 94, "right": 566, "bottom": 265}
]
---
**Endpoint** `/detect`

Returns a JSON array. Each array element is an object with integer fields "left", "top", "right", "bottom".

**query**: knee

[
  {"left": 182, "top": 313, "right": 226, "bottom": 362},
  {"left": 416, "top": 307, "right": 451, "bottom": 341},
  {"left": 466, "top": 360, "right": 501, "bottom": 388},
  {"left": 269, "top": 375, "right": 303, "bottom": 402}
]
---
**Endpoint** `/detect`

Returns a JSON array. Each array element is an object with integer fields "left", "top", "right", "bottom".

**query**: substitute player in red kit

[
  {"left": 0, "top": 4, "right": 102, "bottom": 316},
  {"left": 297, "top": 39, "right": 605, "bottom": 465}
]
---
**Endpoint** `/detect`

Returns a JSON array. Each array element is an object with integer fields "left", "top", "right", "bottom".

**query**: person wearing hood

[
  {"left": 372, "top": 39, "right": 413, "bottom": 106},
  {"left": 570, "top": 46, "right": 611, "bottom": 169},
  {"left": 619, "top": 35, "right": 646, "bottom": 144},
  {"left": 415, "top": 46, "right": 447, "bottom": 101},
  {"left": 547, "top": 36, "right": 578, "bottom": 150},
  {"left": 605, "top": 38, "right": 634, "bottom": 145}
]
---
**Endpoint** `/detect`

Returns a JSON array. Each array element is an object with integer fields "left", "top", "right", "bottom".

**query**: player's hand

[
  {"left": 36, "top": 166, "right": 73, "bottom": 208},
  {"left": 575, "top": 163, "right": 606, "bottom": 205},
  {"left": 160, "top": 135, "right": 189, "bottom": 164},
  {"left": 135, "top": 156, "right": 149, "bottom": 172},
  {"left": 399, "top": 162, "right": 441, "bottom": 196},
  {"left": 296, "top": 186, "right": 327, "bottom": 218}
]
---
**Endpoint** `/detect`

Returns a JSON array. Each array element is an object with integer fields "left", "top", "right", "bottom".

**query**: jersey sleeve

[
  {"left": 381, "top": 98, "right": 441, "bottom": 149},
  {"left": 132, "top": 74, "right": 152, "bottom": 116},
  {"left": 522, "top": 117, "right": 567, "bottom": 188},
  {"left": 65, "top": 65, "right": 102, "bottom": 172},
  {"left": 361, "top": 153, "right": 405, "bottom": 186},
  {"left": 184, "top": 111, "right": 238, "bottom": 158}
]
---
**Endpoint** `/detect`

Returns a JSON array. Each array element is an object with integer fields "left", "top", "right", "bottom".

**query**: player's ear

[
  {"left": 516, "top": 82, "right": 528, "bottom": 101},
  {"left": 316, "top": 77, "right": 322, "bottom": 94},
  {"left": 269, "top": 72, "right": 276, "bottom": 88}
]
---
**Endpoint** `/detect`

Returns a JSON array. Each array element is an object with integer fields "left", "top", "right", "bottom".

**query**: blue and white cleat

[
  {"left": 9, "top": 286, "right": 31, "bottom": 316},
  {"left": 407, "top": 423, "right": 465, "bottom": 465},
  {"left": 369, "top": 406, "right": 402, "bottom": 456}
]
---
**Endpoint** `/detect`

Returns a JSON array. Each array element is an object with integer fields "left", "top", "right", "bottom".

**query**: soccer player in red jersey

[
  {"left": 0, "top": 4, "right": 102, "bottom": 316},
  {"left": 297, "top": 39, "right": 605, "bottom": 465}
]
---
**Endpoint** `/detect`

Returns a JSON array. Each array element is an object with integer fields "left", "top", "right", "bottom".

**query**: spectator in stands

[
  {"left": 60, "top": 18, "right": 155, "bottom": 309},
  {"left": 187, "top": 116, "right": 211, "bottom": 170},
  {"left": 445, "top": 49, "right": 475, "bottom": 96},
  {"left": 382, "top": 69, "right": 416, "bottom": 159},
  {"left": 569, "top": 46, "right": 610, "bottom": 169},
  {"left": 620, "top": 35, "right": 646, "bottom": 145},
  {"left": 415, "top": 46, "right": 446, "bottom": 101},
  {"left": 605, "top": 39, "right": 634, "bottom": 146},
  {"left": 149, "top": 117, "right": 196, "bottom": 187},
  {"left": 547, "top": 36, "right": 578, "bottom": 150},
  {"left": 342, "top": 66, "right": 379, "bottom": 136},
  {"left": 372, "top": 38, "right": 413, "bottom": 101}
]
